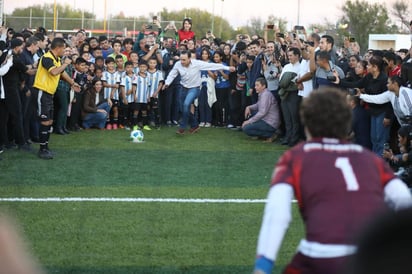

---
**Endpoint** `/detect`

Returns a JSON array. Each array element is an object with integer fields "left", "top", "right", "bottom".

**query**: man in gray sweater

[{"left": 242, "top": 77, "right": 280, "bottom": 142}]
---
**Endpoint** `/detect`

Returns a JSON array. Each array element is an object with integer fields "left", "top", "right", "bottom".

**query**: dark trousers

[
  {"left": 0, "top": 90, "right": 25, "bottom": 147},
  {"left": 68, "top": 92, "right": 84, "bottom": 129},
  {"left": 54, "top": 87, "right": 69, "bottom": 129},
  {"left": 229, "top": 89, "right": 242, "bottom": 127},
  {"left": 281, "top": 91, "right": 301, "bottom": 146},
  {"left": 161, "top": 84, "right": 180, "bottom": 123},
  {"left": 213, "top": 87, "right": 229, "bottom": 126}
]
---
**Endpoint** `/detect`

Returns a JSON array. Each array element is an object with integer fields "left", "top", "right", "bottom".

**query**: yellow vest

[{"left": 33, "top": 51, "right": 62, "bottom": 95}]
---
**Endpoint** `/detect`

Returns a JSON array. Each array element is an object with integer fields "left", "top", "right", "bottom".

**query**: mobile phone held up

[{"left": 294, "top": 25, "right": 304, "bottom": 30}]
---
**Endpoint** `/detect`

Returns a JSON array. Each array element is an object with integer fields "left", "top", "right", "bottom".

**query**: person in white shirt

[
  {"left": 357, "top": 75, "right": 412, "bottom": 126},
  {"left": 162, "top": 50, "right": 235, "bottom": 135},
  {"left": 279, "top": 47, "right": 301, "bottom": 146}
]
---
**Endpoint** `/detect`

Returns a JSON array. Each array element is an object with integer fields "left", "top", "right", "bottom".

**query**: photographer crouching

[{"left": 383, "top": 125, "right": 412, "bottom": 187}]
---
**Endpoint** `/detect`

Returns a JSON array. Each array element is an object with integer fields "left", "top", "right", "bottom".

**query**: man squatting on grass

[
  {"left": 33, "top": 38, "right": 81, "bottom": 159},
  {"left": 162, "top": 50, "right": 236, "bottom": 135},
  {"left": 253, "top": 88, "right": 412, "bottom": 274}
]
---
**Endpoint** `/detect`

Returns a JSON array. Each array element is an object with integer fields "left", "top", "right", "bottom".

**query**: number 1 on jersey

[{"left": 335, "top": 157, "right": 359, "bottom": 191}]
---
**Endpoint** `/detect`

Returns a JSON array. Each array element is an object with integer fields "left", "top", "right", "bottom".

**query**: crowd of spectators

[{"left": 1, "top": 18, "right": 412, "bottom": 164}]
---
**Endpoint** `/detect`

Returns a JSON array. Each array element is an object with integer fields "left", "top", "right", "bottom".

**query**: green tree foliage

[
  {"left": 6, "top": 4, "right": 94, "bottom": 31},
  {"left": 340, "top": 0, "right": 393, "bottom": 53},
  {"left": 5, "top": 4, "right": 289, "bottom": 42},
  {"left": 391, "top": 0, "right": 410, "bottom": 32}
]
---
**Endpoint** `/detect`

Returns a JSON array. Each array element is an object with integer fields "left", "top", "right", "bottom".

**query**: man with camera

[{"left": 314, "top": 50, "right": 345, "bottom": 89}]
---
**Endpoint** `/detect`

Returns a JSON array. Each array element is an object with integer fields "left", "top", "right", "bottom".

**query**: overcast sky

[{"left": 3, "top": 0, "right": 399, "bottom": 29}]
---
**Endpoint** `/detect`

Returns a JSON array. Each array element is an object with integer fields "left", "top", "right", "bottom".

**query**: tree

[
  {"left": 391, "top": 0, "right": 410, "bottom": 33},
  {"left": 340, "top": 0, "right": 393, "bottom": 53}
]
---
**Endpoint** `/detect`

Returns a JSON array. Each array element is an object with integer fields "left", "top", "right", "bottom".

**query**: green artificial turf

[{"left": 0, "top": 126, "right": 303, "bottom": 273}]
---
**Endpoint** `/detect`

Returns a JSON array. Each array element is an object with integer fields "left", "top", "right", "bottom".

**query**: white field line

[{"left": 0, "top": 197, "right": 298, "bottom": 203}]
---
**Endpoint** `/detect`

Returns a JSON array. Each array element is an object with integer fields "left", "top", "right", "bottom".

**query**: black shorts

[
  {"left": 111, "top": 99, "right": 119, "bottom": 107},
  {"left": 37, "top": 90, "right": 54, "bottom": 121},
  {"left": 134, "top": 103, "right": 147, "bottom": 112},
  {"left": 150, "top": 97, "right": 159, "bottom": 108}
]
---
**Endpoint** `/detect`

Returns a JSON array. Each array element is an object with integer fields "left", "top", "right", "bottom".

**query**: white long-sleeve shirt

[
  {"left": 0, "top": 56, "right": 13, "bottom": 99},
  {"left": 164, "top": 59, "right": 230, "bottom": 89},
  {"left": 360, "top": 87, "right": 412, "bottom": 125}
]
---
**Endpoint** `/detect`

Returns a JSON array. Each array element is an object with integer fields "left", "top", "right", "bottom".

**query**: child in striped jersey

[
  {"left": 115, "top": 55, "right": 127, "bottom": 128},
  {"left": 132, "top": 60, "right": 151, "bottom": 130},
  {"left": 102, "top": 57, "right": 121, "bottom": 129},
  {"left": 147, "top": 57, "right": 164, "bottom": 128},
  {"left": 120, "top": 61, "right": 137, "bottom": 130},
  {"left": 129, "top": 51, "right": 140, "bottom": 74}
]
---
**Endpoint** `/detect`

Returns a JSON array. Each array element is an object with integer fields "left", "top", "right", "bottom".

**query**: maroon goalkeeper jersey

[{"left": 271, "top": 138, "right": 396, "bottom": 245}]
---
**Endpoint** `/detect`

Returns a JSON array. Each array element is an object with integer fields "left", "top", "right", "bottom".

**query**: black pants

[{"left": 0, "top": 89, "right": 25, "bottom": 147}]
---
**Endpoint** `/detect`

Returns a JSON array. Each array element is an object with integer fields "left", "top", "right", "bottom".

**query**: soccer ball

[{"left": 130, "top": 130, "right": 144, "bottom": 143}]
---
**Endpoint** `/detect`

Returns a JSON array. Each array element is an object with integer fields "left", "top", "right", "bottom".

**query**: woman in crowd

[
  {"left": 198, "top": 48, "right": 214, "bottom": 127},
  {"left": 82, "top": 79, "right": 110, "bottom": 129},
  {"left": 335, "top": 55, "right": 390, "bottom": 156},
  {"left": 177, "top": 18, "right": 195, "bottom": 43}
]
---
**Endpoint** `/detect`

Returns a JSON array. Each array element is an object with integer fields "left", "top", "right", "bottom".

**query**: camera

[
  {"left": 383, "top": 143, "right": 390, "bottom": 151},
  {"left": 304, "top": 41, "right": 314, "bottom": 47},
  {"left": 348, "top": 88, "right": 357, "bottom": 96},
  {"left": 327, "top": 75, "right": 337, "bottom": 82},
  {"left": 276, "top": 33, "right": 284, "bottom": 38}
]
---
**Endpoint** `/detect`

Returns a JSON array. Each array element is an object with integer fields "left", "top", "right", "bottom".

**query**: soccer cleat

[
  {"left": 106, "top": 124, "right": 112, "bottom": 130},
  {"left": 119, "top": 124, "right": 125, "bottom": 129},
  {"left": 189, "top": 126, "right": 200, "bottom": 134},
  {"left": 176, "top": 128, "right": 185, "bottom": 135},
  {"left": 143, "top": 125, "right": 152, "bottom": 131},
  {"left": 38, "top": 149, "right": 53, "bottom": 160},
  {"left": 112, "top": 124, "right": 118, "bottom": 130}
]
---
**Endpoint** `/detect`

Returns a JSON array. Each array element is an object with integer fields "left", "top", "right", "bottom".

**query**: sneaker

[
  {"left": 18, "top": 143, "right": 32, "bottom": 152},
  {"left": 149, "top": 121, "right": 156, "bottom": 127},
  {"left": 189, "top": 126, "right": 200, "bottom": 134},
  {"left": 143, "top": 125, "right": 152, "bottom": 131},
  {"left": 172, "top": 120, "right": 179, "bottom": 125},
  {"left": 176, "top": 128, "right": 185, "bottom": 135},
  {"left": 166, "top": 121, "right": 172, "bottom": 127},
  {"left": 119, "top": 124, "right": 125, "bottom": 129},
  {"left": 106, "top": 124, "right": 112, "bottom": 130},
  {"left": 227, "top": 124, "right": 235, "bottom": 129},
  {"left": 263, "top": 133, "right": 279, "bottom": 143},
  {"left": 38, "top": 149, "right": 53, "bottom": 160},
  {"left": 0, "top": 147, "right": 4, "bottom": 154},
  {"left": 132, "top": 125, "right": 139, "bottom": 131},
  {"left": 199, "top": 122, "right": 205, "bottom": 127},
  {"left": 204, "top": 122, "right": 211, "bottom": 128},
  {"left": 112, "top": 124, "right": 118, "bottom": 130},
  {"left": 125, "top": 126, "right": 131, "bottom": 131}
]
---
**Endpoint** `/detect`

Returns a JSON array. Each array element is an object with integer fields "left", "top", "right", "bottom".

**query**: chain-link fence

[{"left": 4, "top": 15, "right": 176, "bottom": 37}]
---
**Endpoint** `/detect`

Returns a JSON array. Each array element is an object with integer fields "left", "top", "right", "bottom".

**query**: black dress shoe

[
  {"left": 62, "top": 127, "right": 70, "bottom": 134},
  {"left": 54, "top": 127, "right": 66, "bottom": 135}
]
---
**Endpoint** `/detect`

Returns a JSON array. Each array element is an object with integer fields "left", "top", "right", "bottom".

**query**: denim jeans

[
  {"left": 370, "top": 112, "right": 390, "bottom": 156},
  {"left": 82, "top": 102, "right": 111, "bottom": 129},
  {"left": 198, "top": 85, "right": 212, "bottom": 123},
  {"left": 179, "top": 87, "right": 200, "bottom": 129},
  {"left": 243, "top": 119, "right": 276, "bottom": 138}
]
